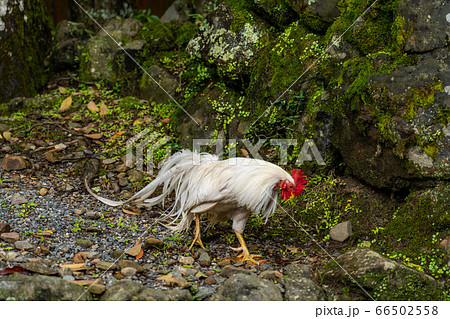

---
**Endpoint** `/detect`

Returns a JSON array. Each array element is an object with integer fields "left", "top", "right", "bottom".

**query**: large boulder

[
  {"left": 321, "top": 247, "right": 445, "bottom": 300},
  {"left": 139, "top": 65, "right": 179, "bottom": 104},
  {"left": 211, "top": 273, "right": 283, "bottom": 301},
  {"left": 0, "top": 274, "right": 90, "bottom": 301},
  {"left": 186, "top": 2, "right": 270, "bottom": 80},
  {"left": 176, "top": 85, "right": 249, "bottom": 148},
  {"left": 51, "top": 20, "right": 91, "bottom": 71},
  {"left": 80, "top": 18, "right": 144, "bottom": 82},
  {"left": 0, "top": 0, "right": 52, "bottom": 103},
  {"left": 333, "top": 48, "right": 450, "bottom": 189},
  {"left": 100, "top": 280, "right": 192, "bottom": 301},
  {"left": 281, "top": 263, "right": 326, "bottom": 301}
]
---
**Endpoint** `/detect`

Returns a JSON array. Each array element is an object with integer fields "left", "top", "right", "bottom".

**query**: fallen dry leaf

[
  {"left": 0, "top": 265, "right": 29, "bottom": 275},
  {"left": 84, "top": 133, "right": 103, "bottom": 139},
  {"left": 2, "top": 131, "right": 12, "bottom": 141},
  {"left": 156, "top": 273, "right": 173, "bottom": 281},
  {"left": 110, "top": 130, "right": 126, "bottom": 140},
  {"left": 58, "top": 86, "right": 67, "bottom": 93},
  {"left": 122, "top": 208, "right": 139, "bottom": 216},
  {"left": 131, "top": 206, "right": 141, "bottom": 214},
  {"left": 59, "top": 96, "right": 72, "bottom": 111},
  {"left": 87, "top": 101, "right": 99, "bottom": 112},
  {"left": 73, "top": 251, "right": 89, "bottom": 263},
  {"left": 99, "top": 102, "right": 108, "bottom": 116},
  {"left": 136, "top": 248, "right": 144, "bottom": 260},
  {"left": 240, "top": 148, "right": 249, "bottom": 158},
  {"left": 59, "top": 263, "right": 94, "bottom": 271},
  {"left": 43, "top": 152, "right": 56, "bottom": 163},
  {"left": 125, "top": 238, "right": 142, "bottom": 257}
]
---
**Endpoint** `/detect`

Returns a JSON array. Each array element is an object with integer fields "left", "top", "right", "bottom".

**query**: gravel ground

[{"left": 0, "top": 160, "right": 337, "bottom": 298}]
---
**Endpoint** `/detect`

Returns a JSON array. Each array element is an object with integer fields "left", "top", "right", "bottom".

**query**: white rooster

[{"left": 86, "top": 149, "right": 307, "bottom": 263}]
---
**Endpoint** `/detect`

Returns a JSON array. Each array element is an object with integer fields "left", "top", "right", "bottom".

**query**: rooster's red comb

[{"left": 292, "top": 169, "right": 307, "bottom": 196}]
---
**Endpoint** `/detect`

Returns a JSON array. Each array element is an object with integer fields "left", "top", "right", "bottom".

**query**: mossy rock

[
  {"left": 377, "top": 183, "right": 450, "bottom": 257},
  {"left": 0, "top": 273, "right": 91, "bottom": 301},
  {"left": 186, "top": 2, "right": 271, "bottom": 80},
  {"left": 137, "top": 20, "right": 175, "bottom": 54},
  {"left": 176, "top": 84, "right": 247, "bottom": 149},
  {"left": 326, "top": 0, "right": 398, "bottom": 55},
  {"left": 322, "top": 247, "right": 446, "bottom": 300},
  {"left": 330, "top": 49, "right": 449, "bottom": 189}
]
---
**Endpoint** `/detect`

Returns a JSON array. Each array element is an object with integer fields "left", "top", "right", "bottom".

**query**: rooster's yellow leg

[
  {"left": 188, "top": 214, "right": 205, "bottom": 250},
  {"left": 230, "top": 230, "right": 262, "bottom": 264}
]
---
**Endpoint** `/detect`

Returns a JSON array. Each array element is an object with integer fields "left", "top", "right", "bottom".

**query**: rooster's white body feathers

[{"left": 87, "top": 149, "right": 294, "bottom": 234}]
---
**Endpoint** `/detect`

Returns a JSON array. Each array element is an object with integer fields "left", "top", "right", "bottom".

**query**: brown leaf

[
  {"left": 99, "top": 102, "right": 108, "bottom": 116},
  {"left": 87, "top": 101, "right": 99, "bottom": 112},
  {"left": 59, "top": 96, "right": 72, "bottom": 111},
  {"left": 2, "top": 131, "right": 12, "bottom": 141},
  {"left": 58, "top": 86, "right": 67, "bottom": 94},
  {"left": 43, "top": 152, "right": 56, "bottom": 163},
  {"left": 84, "top": 133, "right": 103, "bottom": 139},
  {"left": 73, "top": 251, "right": 89, "bottom": 263},
  {"left": 125, "top": 238, "right": 142, "bottom": 257},
  {"left": 110, "top": 130, "right": 126, "bottom": 140},
  {"left": 131, "top": 206, "right": 141, "bottom": 214},
  {"left": 59, "top": 263, "right": 94, "bottom": 271},
  {"left": 135, "top": 248, "right": 144, "bottom": 260},
  {"left": 0, "top": 265, "right": 29, "bottom": 275},
  {"left": 240, "top": 148, "right": 249, "bottom": 158},
  {"left": 122, "top": 208, "right": 139, "bottom": 216}
]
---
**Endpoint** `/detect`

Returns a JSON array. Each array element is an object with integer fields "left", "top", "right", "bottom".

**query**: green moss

[
  {"left": 175, "top": 22, "right": 199, "bottom": 46},
  {"left": 249, "top": 21, "right": 322, "bottom": 110},
  {"left": 435, "top": 106, "right": 450, "bottom": 126},
  {"left": 137, "top": 20, "right": 175, "bottom": 55},
  {"left": 402, "top": 82, "right": 444, "bottom": 121},
  {"left": 298, "top": 11, "right": 332, "bottom": 33},
  {"left": 423, "top": 143, "right": 439, "bottom": 159},
  {"left": 327, "top": 0, "right": 399, "bottom": 55},
  {"left": 362, "top": 269, "right": 446, "bottom": 300},
  {"left": 369, "top": 184, "right": 450, "bottom": 290},
  {"left": 0, "top": 0, "right": 53, "bottom": 103}
]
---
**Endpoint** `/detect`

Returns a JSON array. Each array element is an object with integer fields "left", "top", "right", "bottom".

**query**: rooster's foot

[
  {"left": 230, "top": 251, "right": 262, "bottom": 264},
  {"left": 230, "top": 230, "right": 262, "bottom": 264},
  {"left": 188, "top": 214, "right": 205, "bottom": 250}
]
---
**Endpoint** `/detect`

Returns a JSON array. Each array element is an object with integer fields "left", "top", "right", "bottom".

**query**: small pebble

[
  {"left": 14, "top": 240, "right": 34, "bottom": 251},
  {"left": 121, "top": 267, "right": 137, "bottom": 277},
  {"left": 204, "top": 277, "right": 216, "bottom": 285},
  {"left": 75, "top": 238, "right": 93, "bottom": 248},
  {"left": 89, "top": 284, "right": 106, "bottom": 295},
  {"left": 178, "top": 256, "right": 194, "bottom": 265},
  {"left": 1, "top": 232, "right": 19, "bottom": 243}
]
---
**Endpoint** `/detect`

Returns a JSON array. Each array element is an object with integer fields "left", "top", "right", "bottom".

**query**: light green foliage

[{"left": 287, "top": 175, "right": 353, "bottom": 238}]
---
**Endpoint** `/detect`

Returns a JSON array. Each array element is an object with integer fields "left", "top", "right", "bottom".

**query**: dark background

[{"left": 45, "top": 0, "right": 176, "bottom": 26}]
